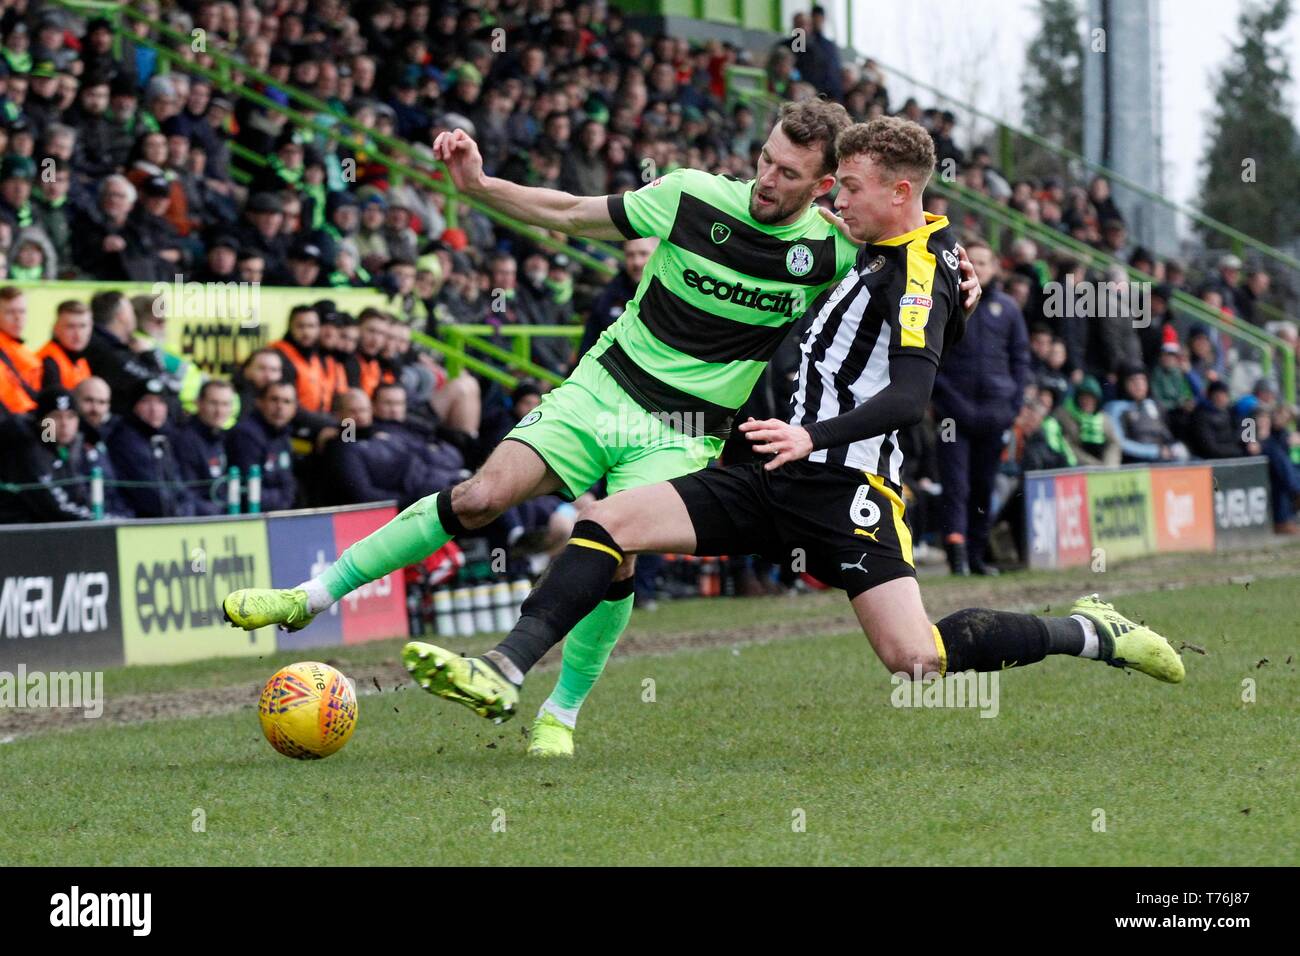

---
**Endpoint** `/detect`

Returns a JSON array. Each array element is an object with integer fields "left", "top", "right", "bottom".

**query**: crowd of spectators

[
  {"left": 760, "top": 10, "right": 1300, "bottom": 558},
  {"left": 0, "top": 0, "right": 1297, "bottom": 587}
]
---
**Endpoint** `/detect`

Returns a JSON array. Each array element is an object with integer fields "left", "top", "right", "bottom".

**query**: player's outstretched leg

[
  {"left": 223, "top": 491, "right": 464, "bottom": 632},
  {"left": 400, "top": 518, "right": 626, "bottom": 730},
  {"left": 856, "top": 579, "right": 1184, "bottom": 683},
  {"left": 528, "top": 572, "right": 635, "bottom": 757},
  {"left": 224, "top": 441, "right": 557, "bottom": 632},
  {"left": 403, "top": 484, "right": 695, "bottom": 748},
  {"left": 929, "top": 599, "right": 1184, "bottom": 682},
  {"left": 1064, "top": 593, "right": 1184, "bottom": 682}
]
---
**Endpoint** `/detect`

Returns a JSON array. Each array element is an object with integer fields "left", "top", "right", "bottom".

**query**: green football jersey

[{"left": 597, "top": 168, "right": 859, "bottom": 438}]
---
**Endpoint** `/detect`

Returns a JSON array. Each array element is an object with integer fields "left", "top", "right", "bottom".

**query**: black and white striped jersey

[{"left": 790, "top": 214, "right": 965, "bottom": 484}]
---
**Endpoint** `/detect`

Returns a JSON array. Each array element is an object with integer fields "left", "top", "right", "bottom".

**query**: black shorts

[{"left": 670, "top": 460, "right": 916, "bottom": 599}]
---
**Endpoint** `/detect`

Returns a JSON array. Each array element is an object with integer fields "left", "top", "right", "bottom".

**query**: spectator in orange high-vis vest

[
  {"left": 316, "top": 310, "right": 351, "bottom": 401},
  {"left": 270, "top": 304, "right": 328, "bottom": 413},
  {"left": 37, "top": 299, "right": 93, "bottom": 390},
  {"left": 355, "top": 308, "right": 396, "bottom": 398},
  {"left": 0, "top": 286, "right": 41, "bottom": 414}
]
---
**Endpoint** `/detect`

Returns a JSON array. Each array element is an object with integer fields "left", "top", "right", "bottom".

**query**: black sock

[
  {"left": 493, "top": 520, "right": 624, "bottom": 677},
  {"left": 604, "top": 576, "right": 635, "bottom": 602},
  {"left": 1042, "top": 615, "right": 1085, "bottom": 655},
  {"left": 936, "top": 608, "right": 1052, "bottom": 672}
]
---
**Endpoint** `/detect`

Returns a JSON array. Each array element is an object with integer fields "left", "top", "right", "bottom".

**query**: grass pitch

[{"left": 3, "top": 549, "right": 1297, "bottom": 866}]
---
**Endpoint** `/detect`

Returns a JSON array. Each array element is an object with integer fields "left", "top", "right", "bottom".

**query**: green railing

[
  {"left": 52, "top": 0, "right": 624, "bottom": 278},
  {"left": 225, "top": 140, "right": 262, "bottom": 185},
  {"left": 410, "top": 330, "right": 519, "bottom": 389},
  {"left": 412, "top": 326, "right": 583, "bottom": 389},
  {"left": 50, "top": 0, "right": 606, "bottom": 388},
  {"left": 934, "top": 177, "right": 1295, "bottom": 402},
  {"left": 725, "top": 64, "right": 778, "bottom": 129},
  {"left": 730, "top": 74, "right": 1294, "bottom": 403},
  {"left": 828, "top": 18, "right": 1300, "bottom": 290}
]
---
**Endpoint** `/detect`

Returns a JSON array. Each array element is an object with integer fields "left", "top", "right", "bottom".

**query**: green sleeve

[
  {"left": 606, "top": 168, "right": 698, "bottom": 241},
  {"left": 835, "top": 229, "right": 859, "bottom": 278}
]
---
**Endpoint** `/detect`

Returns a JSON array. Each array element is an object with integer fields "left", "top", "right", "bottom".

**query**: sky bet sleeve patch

[{"left": 898, "top": 293, "right": 933, "bottom": 332}]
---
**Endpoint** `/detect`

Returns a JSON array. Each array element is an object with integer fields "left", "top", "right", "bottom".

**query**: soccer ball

[{"left": 258, "top": 662, "right": 358, "bottom": 759}]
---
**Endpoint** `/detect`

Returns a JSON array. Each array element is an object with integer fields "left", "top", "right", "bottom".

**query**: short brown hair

[
  {"left": 836, "top": 117, "right": 936, "bottom": 189},
  {"left": 56, "top": 300, "right": 89, "bottom": 318},
  {"left": 777, "top": 98, "right": 851, "bottom": 175}
]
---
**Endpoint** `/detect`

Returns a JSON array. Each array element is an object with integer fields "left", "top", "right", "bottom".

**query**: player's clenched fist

[
  {"left": 740, "top": 417, "right": 814, "bottom": 470},
  {"left": 431, "top": 129, "right": 486, "bottom": 194}
]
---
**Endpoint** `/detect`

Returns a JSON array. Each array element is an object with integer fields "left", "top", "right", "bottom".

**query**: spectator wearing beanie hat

[
  {"left": 0, "top": 386, "right": 111, "bottom": 522},
  {"left": 107, "top": 376, "right": 202, "bottom": 518},
  {"left": 1055, "top": 376, "right": 1121, "bottom": 467},
  {"left": 1151, "top": 340, "right": 1198, "bottom": 440},
  {"left": 1191, "top": 381, "right": 1249, "bottom": 460}
]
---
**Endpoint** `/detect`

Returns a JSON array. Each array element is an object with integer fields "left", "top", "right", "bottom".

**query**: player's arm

[
  {"left": 433, "top": 129, "right": 625, "bottom": 241},
  {"left": 740, "top": 355, "right": 936, "bottom": 470}
]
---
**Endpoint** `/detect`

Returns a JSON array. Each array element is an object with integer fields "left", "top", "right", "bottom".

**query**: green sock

[
  {"left": 318, "top": 492, "right": 456, "bottom": 602},
  {"left": 545, "top": 593, "right": 634, "bottom": 721}
]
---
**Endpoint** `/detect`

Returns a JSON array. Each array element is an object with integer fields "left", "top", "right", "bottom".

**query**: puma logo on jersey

[
  {"left": 853, "top": 527, "right": 881, "bottom": 542},
  {"left": 840, "top": 555, "right": 871, "bottom": 574}
]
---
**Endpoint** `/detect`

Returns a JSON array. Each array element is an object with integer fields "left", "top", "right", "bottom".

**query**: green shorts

[{"left": 504, "top": 356, "right": 724, "bottom": 499}]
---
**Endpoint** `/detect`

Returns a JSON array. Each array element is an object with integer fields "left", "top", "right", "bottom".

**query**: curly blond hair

[{"left": 836, "top": 117, "right": 936, "bottom": 188}]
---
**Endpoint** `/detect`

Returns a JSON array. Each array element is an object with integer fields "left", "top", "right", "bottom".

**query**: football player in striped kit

[{"left": 424, "top": 118, "right": 1183, "bottom": 741}]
